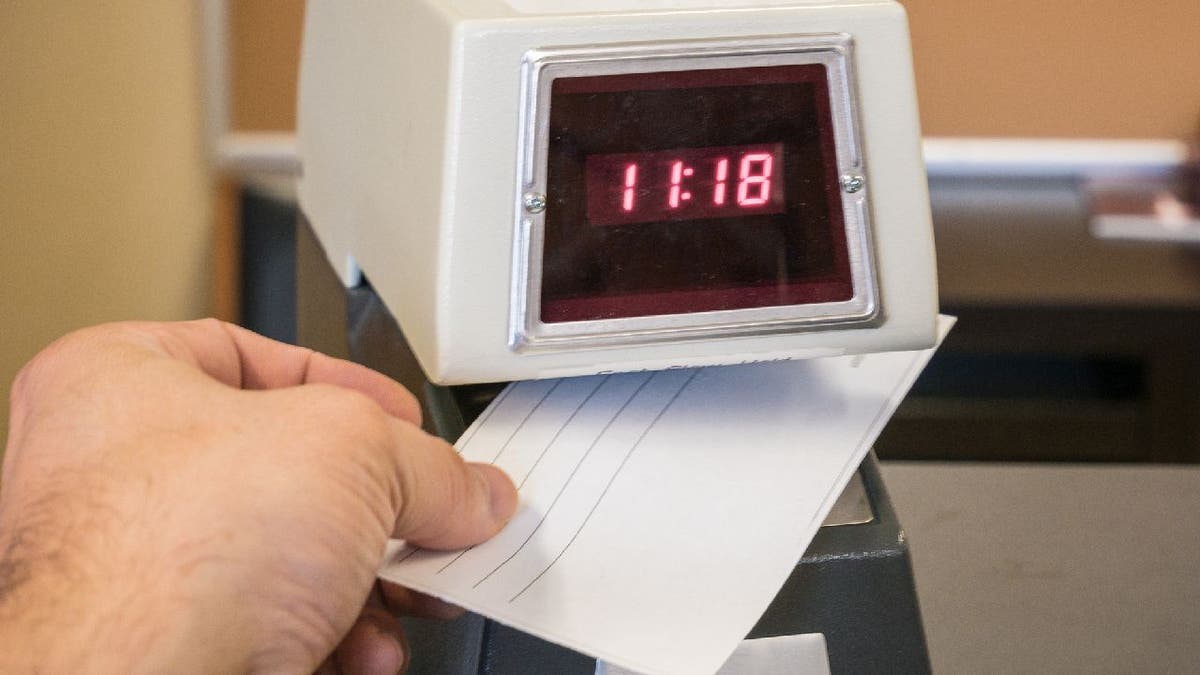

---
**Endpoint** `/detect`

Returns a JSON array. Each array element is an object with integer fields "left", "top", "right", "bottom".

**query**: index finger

[{"left": 147, "top": 319, "right": 422, "bottom": 427}]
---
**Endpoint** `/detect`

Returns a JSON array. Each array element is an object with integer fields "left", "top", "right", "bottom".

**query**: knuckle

[
  {"left": 301, "top": 384, "right": 392, "bottom": 441},
  {"left": 191, "top": 317, "right": 228, "bottom": 333},
  {"left": 302, "top": 382, "right": 359, "bottom": 413},
  {"left": 338, "top": 388, "right": 392, "bottom": 436},
  {"left": 9, "top": 356, "right": 41, "bottom": 408},
  {"left": 10, "top": 322, "right": 141, "bottom": 397},
  {"left": 8, "top": 334, "right": 81, "bottom": 408}
]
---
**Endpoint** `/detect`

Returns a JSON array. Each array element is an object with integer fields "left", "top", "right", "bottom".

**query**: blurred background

[{"left": 2, "top": 1, "right": 1199, "bottom": 672}]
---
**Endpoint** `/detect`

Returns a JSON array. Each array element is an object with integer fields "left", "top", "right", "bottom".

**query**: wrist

[{"left": 0, "top": 527, "right": 233, "bottom": 674}]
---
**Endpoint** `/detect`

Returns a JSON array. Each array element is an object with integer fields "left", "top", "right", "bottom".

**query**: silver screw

[
  {"left": 523, "top": 192, "right": 547, "bottom": 214},
  {"left": 841, "top": 174, "right": 866, "bottom": 194}
]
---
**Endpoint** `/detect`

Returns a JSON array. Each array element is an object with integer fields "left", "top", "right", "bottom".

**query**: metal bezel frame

[{"left": 511, "top": 35, "right": 879, "bottom": 352}]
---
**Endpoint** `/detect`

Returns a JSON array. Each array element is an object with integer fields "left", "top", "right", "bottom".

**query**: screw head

[
  {"left": 840, "top": 174, "right": 866, "bottom": 194},
  {"left": 523, "top": 192, "right": 547, "bottom": 214}
]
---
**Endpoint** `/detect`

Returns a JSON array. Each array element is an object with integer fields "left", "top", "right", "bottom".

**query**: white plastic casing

[{"left": 297, "top": 0, "right": 937, "bottom": 384}]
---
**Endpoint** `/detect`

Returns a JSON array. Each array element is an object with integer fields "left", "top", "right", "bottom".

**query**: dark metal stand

[{"left": 295, "top": 217, "right": 931, "bottom": 674}]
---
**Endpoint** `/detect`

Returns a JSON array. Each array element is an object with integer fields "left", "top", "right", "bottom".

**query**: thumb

[{"left": 384, "top": 420, "right": 518, "bottom": 549}]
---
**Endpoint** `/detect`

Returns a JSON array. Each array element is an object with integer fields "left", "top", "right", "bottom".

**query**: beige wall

[
  {"left": 231, "top": 0, "right": 305, "bottom": 131},
  {"left": 227, "top": 1, "right": 1200, "bottom": 139},
  {"left": 0, "top": 4, "right": 213, "bottom": 448},
  {"left": 903, "top": 0, "right": 1200, "bottom": 139}
]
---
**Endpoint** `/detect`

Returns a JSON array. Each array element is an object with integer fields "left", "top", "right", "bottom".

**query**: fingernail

[
  {"left": 368, "top": 619, "right": 407, "bottom": 675},
  {"left": 473, "top": 464, "right": 518, "bottom": 522},
  {"left": 377, "top": 636, "right": 406, "bottom": 675}
]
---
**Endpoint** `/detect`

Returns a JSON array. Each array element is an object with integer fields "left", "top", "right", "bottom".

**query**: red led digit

[
  {"left": 737, "top": 152, "right": 773, "bottom": 207},
  {"left": 713, "top": 158, "right": 729, "bottom": 206},
  {"left": 622, "top": 163, "right": 638, "bottom": 212},
  {"left": 668, "top": 161, "right": 684, "bottom": 208},
  {"left": 585, "top": 143, "right": 783, "bottom": 225}
]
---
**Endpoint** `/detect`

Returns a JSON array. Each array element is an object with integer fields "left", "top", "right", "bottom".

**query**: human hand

[{"left": 0, "top": 319, "right": 517, "bottom": 673}]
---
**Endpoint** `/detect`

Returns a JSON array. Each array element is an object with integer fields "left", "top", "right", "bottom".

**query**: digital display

[
  {"left": 586, "top": 143, "right": 785, "bottom": 226},
  {"left": 541, "top": 64, "right": 851, "bottom": 323}
]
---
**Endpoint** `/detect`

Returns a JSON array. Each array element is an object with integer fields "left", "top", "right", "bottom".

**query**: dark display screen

[
  {"left": 541, "top": 64, "right": 851, "bottom": 323},
  {"left": 585, "top": 143, "right": 786, "bottom": 226}
]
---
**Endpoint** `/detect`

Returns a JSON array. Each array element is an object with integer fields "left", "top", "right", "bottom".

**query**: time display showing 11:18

[{"left": 584, "top": 143, "right": 786, "bottom": 226}]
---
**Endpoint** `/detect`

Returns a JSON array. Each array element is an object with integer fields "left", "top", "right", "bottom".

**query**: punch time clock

[{"left": 298, "top": 0, "right": 938, "bottom": 384}]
